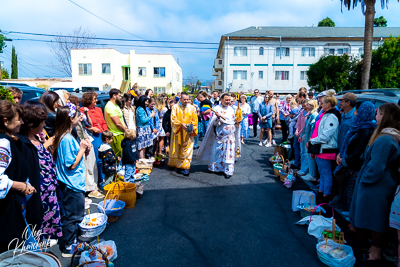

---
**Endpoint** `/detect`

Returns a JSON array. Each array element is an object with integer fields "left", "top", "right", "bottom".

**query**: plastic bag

[
  {"left": 316, "top": 239, "right": 356, "bottom": 267},
  {"left": 79, "top": 240, "right": 117, "bottom": 265},
  {"left": 308, "top": 216, "right": 341, "bottom": 239}
]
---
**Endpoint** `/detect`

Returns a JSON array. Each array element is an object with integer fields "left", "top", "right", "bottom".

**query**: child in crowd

[
  {"left": 52, "top": 103, "right": 90, "bottom": 257},
  {"left": 121, "top": 129, "right": 140, "bottom": 183},
  {"left": 98, "top": 130, "right": 117, "bottom": 185},
  {"left": 288, "top": 101, "right": 300, "bottom": 139}
]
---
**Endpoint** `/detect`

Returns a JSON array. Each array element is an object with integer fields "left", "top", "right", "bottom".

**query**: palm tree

[{"left": 341, "top": 0, "right": 398, "bottom": 89}]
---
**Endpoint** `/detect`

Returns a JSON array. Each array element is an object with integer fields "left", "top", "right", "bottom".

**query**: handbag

[
  {"left": 307, "top": 142, "right": 321, "bottom": 155},
  {"left": 333, "top": 167, "right": 352, "bottom": 187}
]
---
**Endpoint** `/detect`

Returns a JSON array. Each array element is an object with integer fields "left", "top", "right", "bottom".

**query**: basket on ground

[
  {"left": 99, "top": 194, "right": 125, "bottom": 223},
  {"left": 79, "top": 203, "right": 108, "bottom": 238},
  {"left": 104, "top": 182, "right": 136, "bottom": 209}
]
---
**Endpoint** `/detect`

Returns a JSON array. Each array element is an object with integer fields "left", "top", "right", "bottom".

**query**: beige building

[{"left": 71, "top": 48, "right": 182, "bottom": 94}]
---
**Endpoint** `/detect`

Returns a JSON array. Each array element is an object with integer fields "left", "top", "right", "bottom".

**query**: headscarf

[
  {"left": 335, "top": 101, "right": 376, "bottom": 173},
  {"left": 55, "top": 90, "right": 68, "bottom": 106}
]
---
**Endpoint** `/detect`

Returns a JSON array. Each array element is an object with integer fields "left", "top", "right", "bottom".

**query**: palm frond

[{"left": 341, "top": 0, "right": 398, "bottom": 14}]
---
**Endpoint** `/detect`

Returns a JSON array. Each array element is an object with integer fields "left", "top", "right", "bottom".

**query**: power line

[
  {"left": 11, "top": 38, "right": 218, "bottom": 50},
  {"left": 67, "top": 0, "right": 146, "bottom": 40},
  {"left": 6, "top": 31, "right": 219, "bottom": 45}
]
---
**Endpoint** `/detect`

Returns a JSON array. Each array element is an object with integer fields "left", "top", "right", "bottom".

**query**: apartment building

[
  {"left": 71, "top": 48, "right": 182, "bottom": 94},
  {"left": 213, "top": 27, "right": 400, "bottom": 93}
]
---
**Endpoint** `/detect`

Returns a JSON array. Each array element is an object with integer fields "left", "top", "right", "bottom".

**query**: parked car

[
  {"left": 0, "top": 81, "right": 33, "bottom": 87},
  {"left": 19, "top": 87, "right": 46, "bottom": 104},
  {"left": 29, "top": 91, "right": 110, "bottom": 111},
  {"left": 49, "top": 82, "right": 100, "bottom": 93},
  {"left": 336, "top": 89, "right": 400, "bottom": 108}
]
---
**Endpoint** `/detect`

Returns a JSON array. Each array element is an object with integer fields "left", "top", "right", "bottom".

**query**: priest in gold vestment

[{"left": 168, "top": 93, "right": 198, "bottom": 176}]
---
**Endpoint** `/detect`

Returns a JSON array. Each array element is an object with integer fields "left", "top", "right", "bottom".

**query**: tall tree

[
  {"left": 341, "top": 0, "right": 399, "bottom": 89},
  {"left": 374, "top": 16, "right": 387, "bottom": 27},
  {"left": 1, "top": 68, "right": 9, "bottom": 79},
  {"left": 11, "top": 46, "right": 18, "bottom": 79},
  {"left": 318, "top": 17, "right": 336, "bottom": 27},
  {"left": 49, "top": 26, "right": 96, "bottom": 76}
]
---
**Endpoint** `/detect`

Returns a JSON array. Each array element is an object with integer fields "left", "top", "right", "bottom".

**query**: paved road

[{"left": 53, "top": 136, "right": 395, "bottom": 266}]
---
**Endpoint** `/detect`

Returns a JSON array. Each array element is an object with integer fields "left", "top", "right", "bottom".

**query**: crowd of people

[{"left": 1, "top": 85, "right": 400, "bottom": 265}]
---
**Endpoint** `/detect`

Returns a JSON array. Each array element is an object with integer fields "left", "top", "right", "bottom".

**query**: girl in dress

[
  {"left": 155, "top": 97, "right": 167, "bottom": 157},
  {"left": 258, "top": 94, "right": 275, "bottom": 147},
  {"left": 238, "top": 95, "right": 250, "bottom": 144},
  {"left": 136, "top": 96, "right": 156, "bottom": 159}
]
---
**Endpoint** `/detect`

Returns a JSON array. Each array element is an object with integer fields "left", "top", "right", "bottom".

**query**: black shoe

[
  {"left": 224, "top": 174, "right": 232, "bottom": 179},
  {"left": 181, "top": 169, "right": 190, "bottom": 176}
]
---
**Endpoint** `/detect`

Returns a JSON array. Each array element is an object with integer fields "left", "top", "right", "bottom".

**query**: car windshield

[{"left": 51, "top": 87, "right": 76, "bottom": 92}]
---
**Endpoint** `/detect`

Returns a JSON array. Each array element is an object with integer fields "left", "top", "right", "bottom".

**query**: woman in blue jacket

[
  {"left": 258, "top": 94, "right": 275, "bottom": 147},
  {"left": 135, "top": 95, "right": 156, "bottom": 159}
]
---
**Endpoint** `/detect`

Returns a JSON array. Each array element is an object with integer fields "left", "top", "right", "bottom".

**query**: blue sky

[{"left": 1, "top": 0, "right": 400, "bottom": 82}]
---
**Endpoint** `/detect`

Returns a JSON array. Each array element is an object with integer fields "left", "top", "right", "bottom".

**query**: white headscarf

[{"left": 55, "top": 90, "right": 69, "bottom": 106}]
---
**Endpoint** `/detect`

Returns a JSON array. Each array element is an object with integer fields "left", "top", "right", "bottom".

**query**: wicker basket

[
  {"left": 79, "top": 204, "right": 108, "bottom": 238},
  {"left": 104, "top": 182, "right": 137, "bottom": 209},
  {"left": 273, "top": 155, "right": 284, "bottom": 176}
]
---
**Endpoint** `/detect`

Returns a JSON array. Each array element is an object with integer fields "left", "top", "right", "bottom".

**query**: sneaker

[
  {"left": 288, "top": 134, "right": 294, "bottom": 139},
  {"left": 311, "top": 184, "right": 320, "bottom": 190},
  {"left": 302, "top": 174, "right": 317, "bottom": 181},
  {"left": 296, "top": 171, "right": 306, "bottom": 177},
  {"left": 263, "top": 139, "right": 268, "bottom": 144},
  {"left": 259, "top": 142, "right": 263, "bottom": 147},
  {"left": 272, "top": 140, "right": 276, "bottom": 145},
  {"left": 61, "top": 250, "right": 80, "bottom": 258},
  {"left": 289, "top": 160, "right": 295, "bottom": 165},
  {"left": 181, "top": 169, "right": 190, "bottom": 176},
  {"left": 88, "top": 190, "right": 105, "bottom": 199},
  {"left": 265, "top": 143, "right": 271, "bottom": 147},
  {"left": 85, "top": 197, "right": 92, "bottom": 204}
]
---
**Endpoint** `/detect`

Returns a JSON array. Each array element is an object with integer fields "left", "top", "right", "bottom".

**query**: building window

[
  {"left": 234, "top": 47, "right": 247, "bottom": 57},
  {"left": 218, "top": 59, "right": 223, "bottom": 64},
  {"left": 102, "top": 63, "right": 110, "bottom": 74},
  {"left": 276, "top": 47, "right": 290, "bottom": 57},
  {"left": 337, "top": 48, "right": 349, "bottom": 55},
  {"left": 300, "top": 71, "right": 307, "bottom": 80},
  {"left": 358, "top": 47, "right": 363, "bottom": 56},
  {"left": 259, "top": 47, "right": 264, "bottom": 55},
  {"left": 258, "top": 71, "right": 263, "bottom": 79},
  {"left": 154, "top": 87, "right": 166, "bottom": 94},
  {"left": 154, "top": 67, "right": 165, "bottom": 77},
  {"left": 301, "top": 47, "right": 315, "bottom": 57},
  {"left": 233, "top": 70, "right": 247, "bottom": 80},
  {"left": 79, "top": 63, "right": 92, "bottom": 75},
  {"left": 275, "top": 71, "right": 289, "bottom": 80},
  {"left": 139, "top": 87, "right": 146, "bottom": 91},
  {"left": 324, "top": 48, "right": 335, "bottom": 55},
  {"left": 176, "top": 72, "right": 180, "bottom": 81},
  {"left": 138, "top": 67, "right": 146, "bottom": 76}
]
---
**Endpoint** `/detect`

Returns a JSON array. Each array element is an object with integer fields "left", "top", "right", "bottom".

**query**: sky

[{"left": 1, "top": 0, "right": 400, "bottom": 82}]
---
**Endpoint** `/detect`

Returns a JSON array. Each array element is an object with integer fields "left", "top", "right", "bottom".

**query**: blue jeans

[
  {"left": 194, "top": 135, "right": 199, "bottom": 148},
  {"left": 307, "top": 153, "right": 317, "bottom": 178},
  {"left": 293, "top": 137, "right": 301, "bottom": 167},
  {"left": 124, "top": 164, "right": 136, "bottom": 183},
  {"left": 300, "top": 141, "right": 309, "bottom": 173},
  {"left": 315, "top": 157, "right": 333, "bottom": 195},
  {"left": 59, "top": 182, "right": 85, "bottom": 251},
  {"left": 92, "top": 133, "right": 104, "bottom": 186}
]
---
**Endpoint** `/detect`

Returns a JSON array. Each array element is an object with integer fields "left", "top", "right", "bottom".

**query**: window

[
  {"left": 300, "top": 71, "right": 307, "bottom": 80},
  {"left": 218, "top": 59, "right": 223, "bottom": 64},
  {"left": 276, "top": 47, "right": 290, "bottom": 57},
  {"left": 154, "top": 67, "right": 165, "bottom": 77},
  {"left": 79, "top": 63, "right": 92, "bottom": 75},
  {"left": 358, "top": 47, "right": 363, "bottom": 56},
  {"left": 337, "top": 48, "right": 349, "bottom": 55},
  {"left": 234, "top": 47, "right": 248, "bottom": 57},
  {"left": 233, "top": 70, "right": 247, "bottom": 80},
  {"left": 324, "top": 48, "right": 335, "bottom": 55},
  {"left": 176, "top": 72, "right": 180, "bottom": 81},
  {"left": 259, "top": 47, "right": 264, "bottom": 55},
  {"left": 102, "top": 63, "right": 110, "bottom": 74},
  {"left": 154, "top": 87, "right": 166, "bottom": 94},
  {"left": 138, "top": 67, "right": 146, "bottom": 76},
  {"left": 258, "top": 71, "right": 263, "bottom": 79},
  {"left": 301, "top": 47, "right": 315, "bottom": 57},
  {"left": 275, "top": 71, "right": 289, "bottom": 80}
]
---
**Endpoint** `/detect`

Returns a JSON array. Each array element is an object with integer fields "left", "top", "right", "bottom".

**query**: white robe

[{"left": 197, "top": 105, "right": 241, "bottom": 175}]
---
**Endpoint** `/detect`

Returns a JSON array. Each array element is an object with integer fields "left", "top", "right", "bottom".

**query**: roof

[
  {"left": 223, "top": 26, "right": 400, "bottom": 38},
  {"left": 216, "top": 26, "right": 400, "bottom": 57}
]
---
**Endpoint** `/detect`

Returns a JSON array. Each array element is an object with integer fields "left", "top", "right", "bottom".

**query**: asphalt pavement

[{"left": 52, "top": 134, "right": 395, "bottom": 267}]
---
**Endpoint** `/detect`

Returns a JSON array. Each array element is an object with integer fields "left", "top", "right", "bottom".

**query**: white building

[
  {"left": 71, "top": 48, "right": 182, "bottom": 94},
  {"left": 212, "top": 27, "right": 400, "bottom": 93}
]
